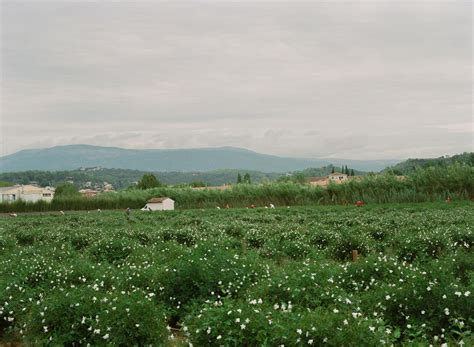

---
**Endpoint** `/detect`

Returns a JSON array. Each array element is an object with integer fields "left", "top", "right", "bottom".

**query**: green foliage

[
  {"left": 0, "top": 204, "right": 472, "bottom": 345},
  {"left": 298, "top": 165, "right": 363, "bottom": 178},
  {"left": 292, "top": 172, "right": 306, "bottom": 184},
  {"left": 386, "top": 152, "right": 473, "bottom": 175},
  {"left": 0, "top": 164, "right": 472, "bottom": 213},
  {"left": 0, "top": 168, "right": 282, "bottom": 189},
  {"left": 54, "top": 182, "right": 80, "bottom": 198},
  {"left": 189, "top": 181, "right": 206, "bottom": 188},
  {"left": 184, "top": 301, "right": 389, "bottom": 346},
  {"left": 137, "top": 174, "right": 161, "bottom": 189},
  {"left": 237, "top": 173, "right": 242, "bottom": 184},
  {"left": 23, "top": 287, "right": 168, "bottom": 345},
  {"left": 243, "top": 173, "right": 251, "bottom": 184}
]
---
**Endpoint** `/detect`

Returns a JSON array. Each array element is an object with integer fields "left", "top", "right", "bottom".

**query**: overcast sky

[{"left": 1, "top": 0, "right": 472, "bottom": 159}]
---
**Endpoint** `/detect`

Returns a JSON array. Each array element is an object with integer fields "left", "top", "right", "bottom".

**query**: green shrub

[
  {"left": 23, "top": 287, "right": 168, "bottom": 345},
  {"left": 183, "top": 300, "right": 391, "bottom": 346}
]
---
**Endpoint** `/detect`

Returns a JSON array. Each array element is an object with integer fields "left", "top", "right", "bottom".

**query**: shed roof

[
  {"left": 0, "top": 184, "right": 45, "bottom": 194},
  {"left": 147, "top": 197, "right": 173, "bottom": 203}
]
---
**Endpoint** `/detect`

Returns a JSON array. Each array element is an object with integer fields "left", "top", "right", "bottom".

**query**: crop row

[{"left": 0, "top": 203, "right": 473, "bottom": 345}]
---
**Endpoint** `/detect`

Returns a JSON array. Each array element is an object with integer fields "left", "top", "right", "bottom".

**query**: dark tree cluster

[{"left": 236, "top": 173, "right": 251, "bottom": 184}]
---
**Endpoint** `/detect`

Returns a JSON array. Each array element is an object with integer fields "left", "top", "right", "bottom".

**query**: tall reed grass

[{"left": 1, "top": 164, "right": 472, "bottom": 213}]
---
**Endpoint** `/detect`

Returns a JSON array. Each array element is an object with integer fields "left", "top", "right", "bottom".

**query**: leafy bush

[
  {"left": 23, "top": 287, "right": 168, "bottom": 345},
  {"left": 183, "top": 300, "right": 391, "bottom": 346}
]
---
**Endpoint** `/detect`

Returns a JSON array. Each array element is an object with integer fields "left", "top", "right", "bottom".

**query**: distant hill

[
  {"left": 0, "top": 144, "right": 398, "bottom": 173},
  {"left": 384, "top": 152, "right": 474, "bottom": 175}
]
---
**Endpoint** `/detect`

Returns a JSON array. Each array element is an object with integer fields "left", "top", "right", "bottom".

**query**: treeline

[
  {"left": 0, "top": 164, "right": 472, "bottom": 213},
  {"left": 0, "top": 168, "right": 282, "bottom": 189},
  {"left": 385, "top": 152, "right": 473, "bottom": 175}
]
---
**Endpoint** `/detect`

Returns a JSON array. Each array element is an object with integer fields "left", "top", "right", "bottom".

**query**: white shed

[{"left": 143, "top": 197, "right": 175, "bottom": 211}]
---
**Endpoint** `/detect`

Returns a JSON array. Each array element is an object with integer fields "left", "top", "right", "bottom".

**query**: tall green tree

[
  {"left": 345, "top": 165, "right": 349, "bottom": 175},
  {"left": 331, "top": 166, "right": 335, "bottom": 174},
  {"left": 350, "top": 169, "right": 355, "bottom": 176},
  {"left": 243, "top": 173, "right": 251, "bottom": 184},
  {"left": 237, "top": 173, "right": 242, "bottom": 184},
  {"left": 137, "top": 174, "right": 161, "bottom": 190},
  {"left": 293, "top": 173, "right": 306, "bottom": 184}
]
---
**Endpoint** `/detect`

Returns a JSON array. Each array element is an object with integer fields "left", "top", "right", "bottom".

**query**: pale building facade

[
  {"left": 308, "top": 177, "right": 329, "bottom": 186},
  {"left": 0, "top": 185, "right": 55, "bottom": 203},
  {"left": 308, "top": 172, "right": 351, "bottom": 187},
  {"left": 328, "top": 172, "right": 348, "bottom": 183}
]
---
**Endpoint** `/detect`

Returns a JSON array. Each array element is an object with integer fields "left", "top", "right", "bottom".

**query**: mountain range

[{"left": 0, "top": 144, "right": 400, "bottom": 173}]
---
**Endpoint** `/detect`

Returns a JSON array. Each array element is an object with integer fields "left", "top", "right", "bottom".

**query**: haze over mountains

[{"left": 0, "top": 145, "right": 399, "bottom": 173}]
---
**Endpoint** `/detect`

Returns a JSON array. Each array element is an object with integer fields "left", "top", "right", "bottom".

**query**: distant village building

[
  {"left": 79, "top": 189, "right": 99, "bottom": 198},
  {"left": 79, "top": 166, "right": 103, "bottom": 171},
  {"left": 308, "top": 172, "right": 351, "bottom": 187},
  {"left": 191, "top": 184, "right": 231, "bottom": 191},
  {"left": 103, "top": 182, "right": 114, "bottom": 192},
  {"left": 328, "top": 172, "right": 348, "bottom": 183},
  {"left": 143, "top": 197, "right": 175, "bottom": 211},
  {"left": 0, "top": 185, "right": 55, "bottom": 203},
  {"left": 308, "top": 177, "right": 329, "bottom": 187}
]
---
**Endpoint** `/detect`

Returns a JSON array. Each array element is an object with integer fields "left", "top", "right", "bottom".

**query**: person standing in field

[{"left": 125, "top": 207, "right": 131, "bottom": 221}]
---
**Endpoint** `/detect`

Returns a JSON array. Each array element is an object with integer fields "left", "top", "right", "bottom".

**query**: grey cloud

[{"left": 1, "top": 0, "right": 472, "bottom": 159}]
